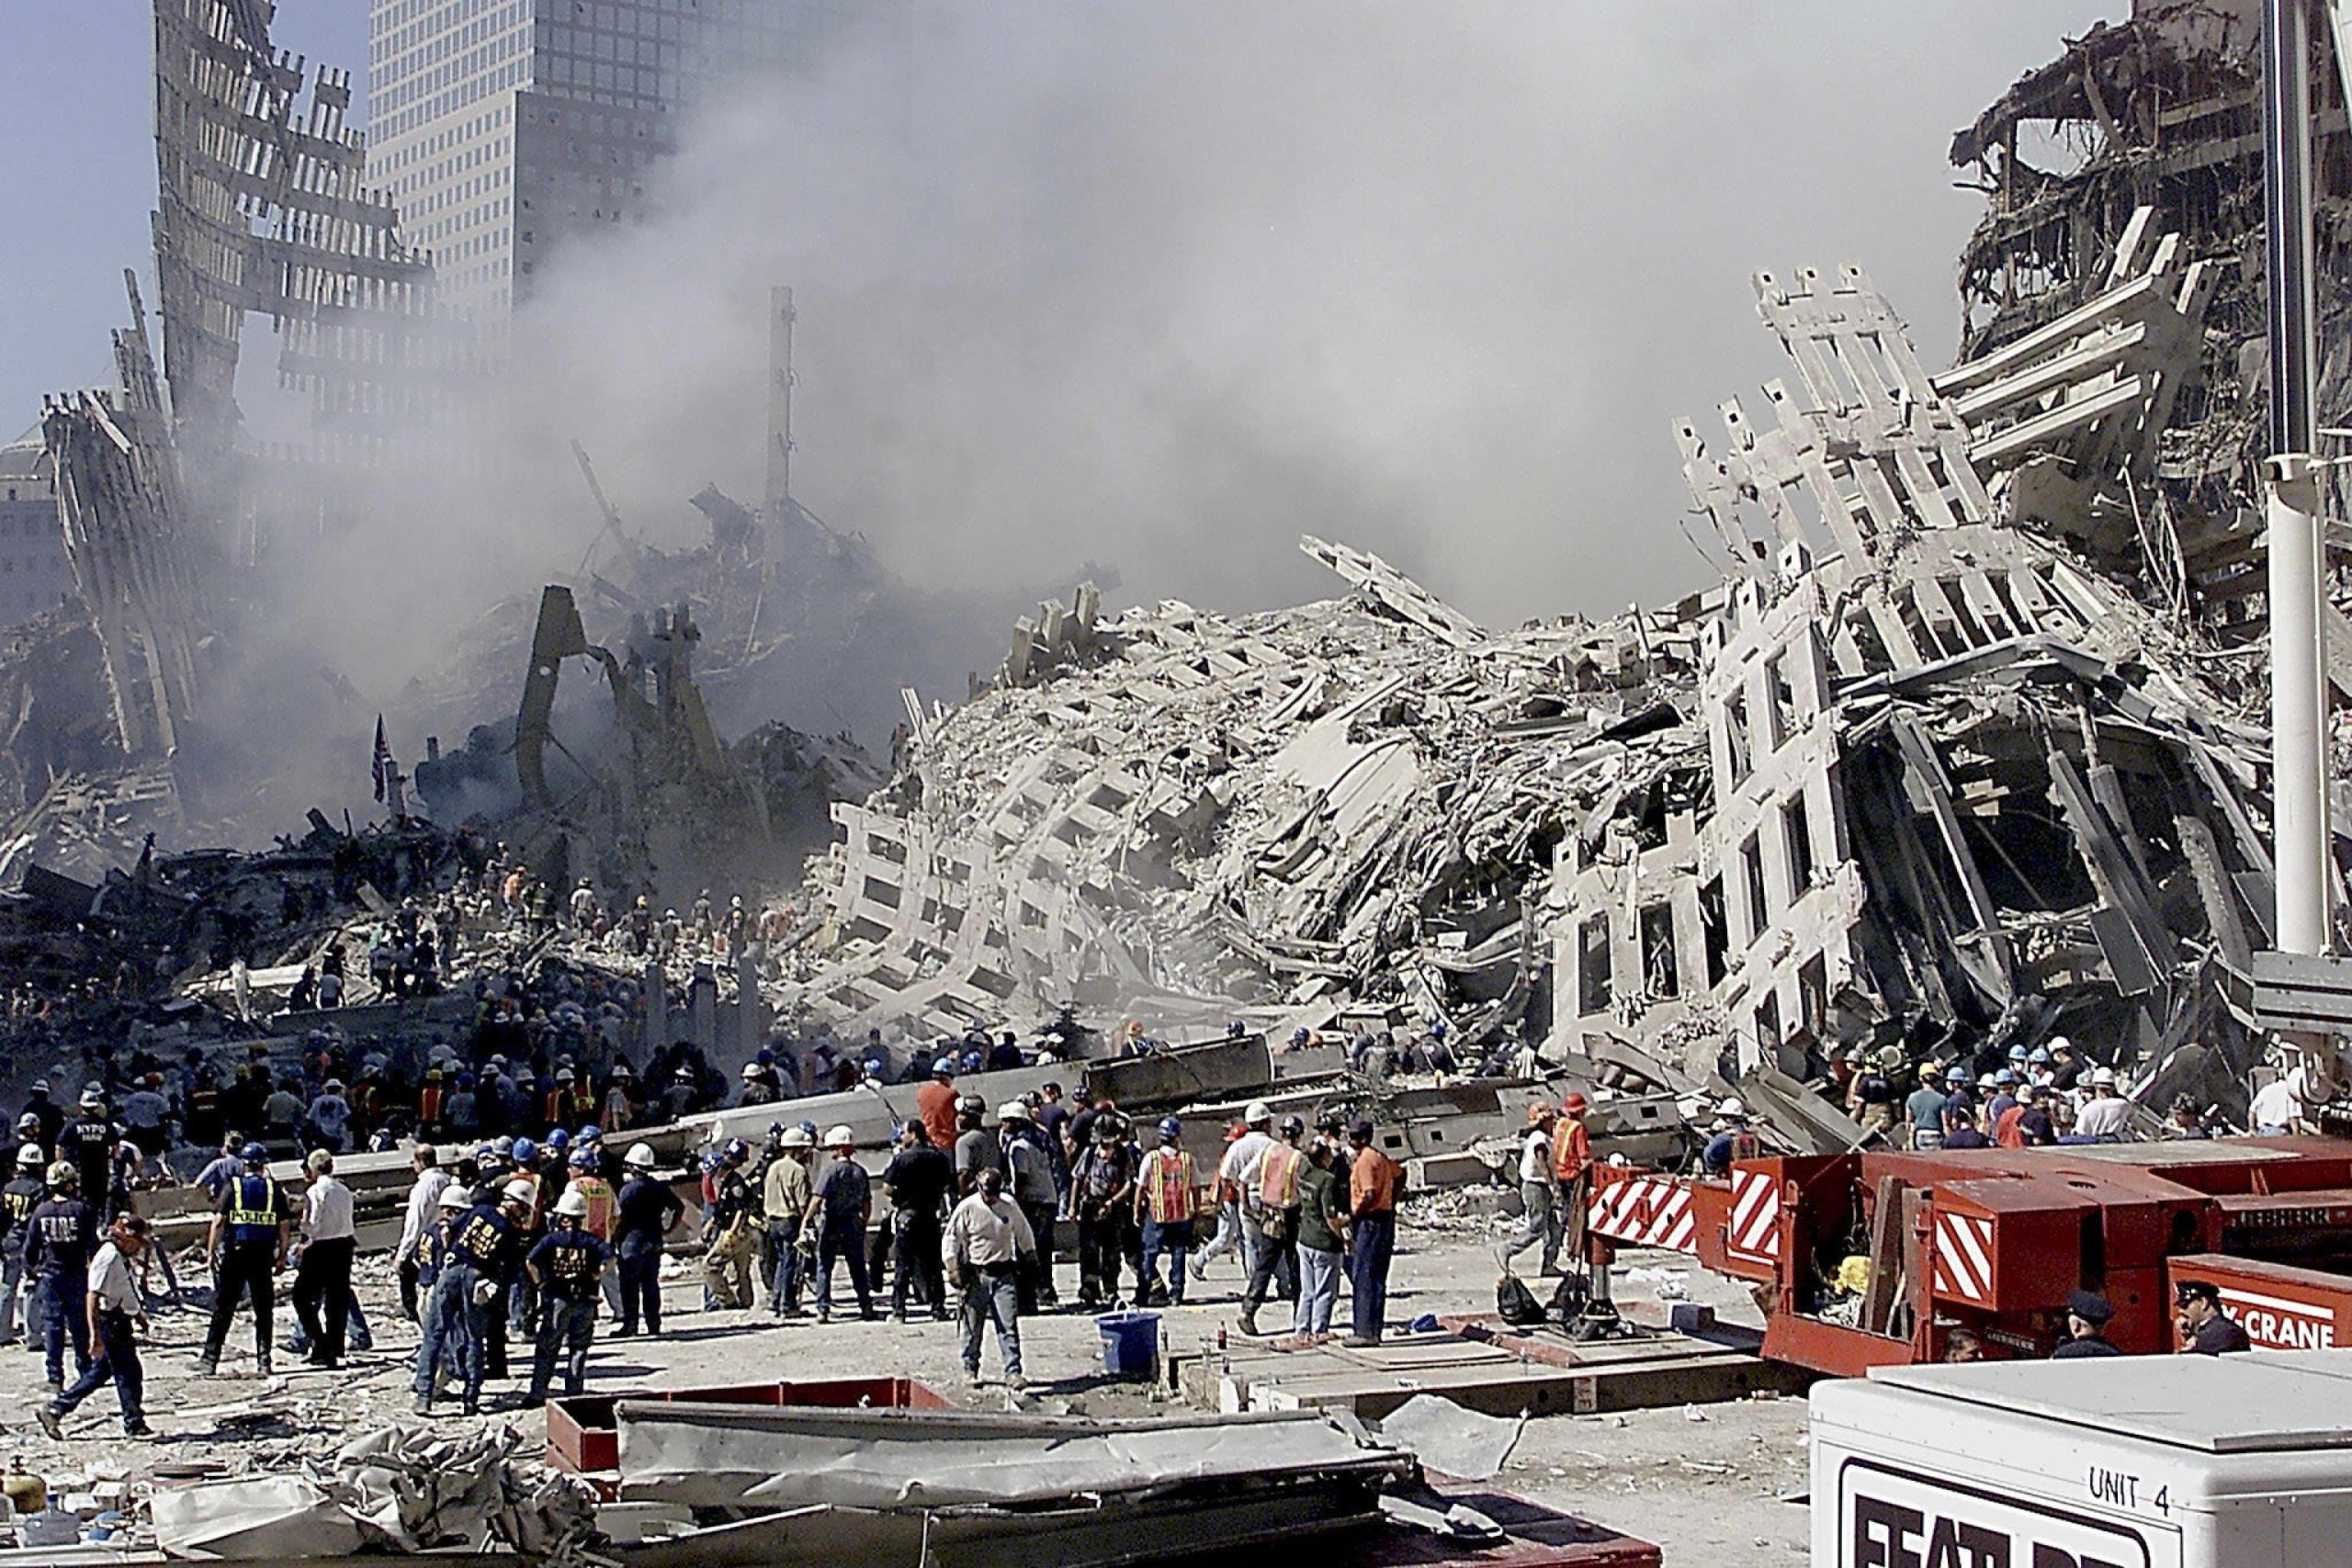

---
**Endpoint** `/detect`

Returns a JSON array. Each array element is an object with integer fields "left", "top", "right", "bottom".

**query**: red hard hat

[{"left": 1560, "top": 1092, "right": 1590, "bottom": 1114}]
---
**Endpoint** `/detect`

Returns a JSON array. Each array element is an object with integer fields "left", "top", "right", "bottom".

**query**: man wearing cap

[
  {"left": 1905, "top": 1070, "right": 1950, "bottom": 1153},
  {"left": 2048, "top": 1037, "right": 2084, "bottom": 1093},
  {"left": 953, "top": 1097, "right": 1001, "bottom": 1198},
  {"left": 1500, "top": 1102, "right": 1562, "bottom": 1277},
  {"left": 25, "top": 1162, "right": 96, "bottom": 1390},
  {"left": 613, "top": 1145, "right": 681, "bottom": 1337},
  {"left": 1239, "top": 1115, "right": 1307, "bottom": 1335},
  {"left": 1217, "top": 1101, "right": 1278, "bottom": 1289},
  {"left": 1070, "top": 1117, "right": 1138, "bottom": 1310},
  {"left": 998, "top": 1102, "right": 1059, "bottom": 1310},
  {"left": 1942, "top": 1103, "right": 1993, "bottom": 1150},
  {"left": 62, "top": 1089, "right": 121, "bottom": 1220},
  {"left": 917, "top": 1060, "right": 959, "bottom": 1154},
  {"left": 881, "top": 1122, "right": 952, "bottom": 1322},
  {"left": 947, "top": 1168, "right": 1035, "bottom": 1388},
  {"left": 1343, "top": 1120, "right": 1403, "bottom": 1347},
  {"left": 2052, "top": 1290, "right": 2122, "bottom": 1359},
  {"left": 20, "top": 1081, "right": 62, "bottom": 1156},
  {"left": 199, "top": 1145, "right": 289, "bottom": 1377},
  {"left": 2177, "top": 1280, "right": 2252, "bottom": 1354},
  {"left": 1134, "top": 1118, "right": 1197, "bottom": 1309},
  {"left": 1986, "top": 1071, "right": 2020, "bottom": 1130},
  {"left": 417, "top": 1181, "right": 528, "bottom": 1416},
  {"left": 0, "top": 1144, "right": 47, "bottom": 1347},
  {"left": 762, "top": 1127, "right": 817, "bottom": 1317},
  {"left": 1701, "top": 1099, "right": 1762, "bottom": 1176},
  {"left": 804, "top": 1127, "right": 876, "bottom": 1323},
  {"left": 1551, "top": 1093, "right": 1594, "bottom": 1261}
]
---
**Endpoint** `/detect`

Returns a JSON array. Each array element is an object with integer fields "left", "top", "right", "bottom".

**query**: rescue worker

[
  {"left": 1135, "top": 1116, "right": 1197, "bottom": 1309},
  {"left": 0, "top": 1143, "right": 46, "bottom": 1346},
  {"left": 2052, "top": 1289, "right": 2122, "bottom": 1359},
  {"left": 291, "top": 1150, "right": 357, "bottom": 1369},
  {"left": 763, "top": 1126, "right": 816, "bottom": 1316},
  {"left": 62, "top": 1089, "right": 120, "bottom": 1219},
  {"left": 1239, "top": 1115, "right": 1306, "bottom": 1333},
  {"left": 417, "top": 1180, "right": 530, "bottom": 1416},
  {"left": 1551, "top": 1092, "right": 1593, "bottom": 1263},
  {"left": 999, "top": 1101, "right": 1059, "bottom": 1310},
  {"left": 804, "top": 1126, "right": 875, "bottom": 1322},
  {"left": 952, "top": 1096, "right": 1000, "bottom": 1195},
  {"left": 1344, "top": 1119, "right": 1403, "bottom": 1347},
  {"left": 1500, "top": 1102, "right": 1562, "bottom": 1277},
  {"left": 1294, "top": 1135, "right": 1349, "bottom": 1340},
  {"left": 198, "top": 1144, "right": 289, "bottom": 1377},
  {"left": 2073, "top": 1067, "right": 2131, "bottom": 1140},
  {"left": 2177, "top": 1280, "right": 2251, "bottom": 1354},
  {"left": 1941, "top": 1104, "right": 1993, "bottom": 1150},
  {"left": 38, "top": 1213, "right": 151, "bottom": 1438},
  {"left": 613, "top": 1143, "right": 682, "bottom": 1337},
  {"left": 1904, "top": 1071, "right": 1950, "bottom": 1152},
  {"left": 947, "top": 1166, "right": 1035, "bottom": 1388},
  {"left": 392, "top": 1145, "right": 451, "bottom": 1323},
  {"left": 881, "top": 1122, "right": 951, "bottom": 1322},
  {"left": 701, "top": 1140, "right": 757, "bottom": 1310},
  {"left": 1701, "top": 1099, "right": 1761, "bottom": 1175},
  {"left": 525, "top": 1188, "right": 611, "bottom": 1403},
  {"left": 24, "top": 1161, "right": 96, "bottom": 1390},
  {"left": 1071, "top": 1116, "right": 1137, "bottom": 1309},
  {"left": 410, "top": 1184, "right": 469, "bottom": 1406}
]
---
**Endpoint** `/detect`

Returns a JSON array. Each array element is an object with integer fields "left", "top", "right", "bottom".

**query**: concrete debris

[{"left": 1376, "top": 1393, "right": 1527, "bottom": 1482}]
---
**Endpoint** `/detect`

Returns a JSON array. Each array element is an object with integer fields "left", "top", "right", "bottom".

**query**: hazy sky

[{"left": 0, "top": 3, "right": 2125, "bottom": 627}]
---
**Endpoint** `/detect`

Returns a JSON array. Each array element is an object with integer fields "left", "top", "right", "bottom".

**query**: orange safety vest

[
  {"left": 1142, "top": 1149, "right": 1195, "bottom": 1224},
  {"left": 570, "top": 1175, "right": 616, "bottom": 1242},
  {"left": 1260, "top": 1143, "right": 1306, "bottom": 1209},
  {"left": 419, "top": 1085, "right": 445, "bottom": 1124},
  {"left": 1551, "top": 1119, "right": 1591, "bottom": 1184}
]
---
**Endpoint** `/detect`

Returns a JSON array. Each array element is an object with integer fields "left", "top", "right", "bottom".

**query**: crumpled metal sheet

[
  {"left": 151, "top": 1473, "right": 366, "bottom": 1559},
  {"left": 1375, "top": 1393, "right": 1524, "bottom": 1482},
  {"left": 616, "top": 1404, "right": 1408, "bottom": 1510}
]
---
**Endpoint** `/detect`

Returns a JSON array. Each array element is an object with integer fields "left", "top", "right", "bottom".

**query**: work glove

[{"left": 471, "top": 1279, "right": 501, "bottom": 1306}]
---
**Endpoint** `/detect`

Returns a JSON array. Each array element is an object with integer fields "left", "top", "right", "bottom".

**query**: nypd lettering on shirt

[{"left": 1839, "top": 1458, "right": 2171, "bottom": 1568}]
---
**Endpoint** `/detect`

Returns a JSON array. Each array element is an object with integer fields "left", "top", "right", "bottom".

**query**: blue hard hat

[
  {"left": 798, "top": 1120, "right": 818, "bottom": 1136},
  {"left": 492, "top": 1135, "right": 515, "bottom": 1157},
  {"left": 1158, "top": 1116, "right": 1182, "bottom": 1137},
  {"left": 1946, "top": 1066, "right": 1968, "bottom": 1083},
  {"left": 2007, "top": 1044, "right": 2028, "bottom": 1061},
  {"left": 2028, "top": 1047, "right": 2052, "bottom": 1065},
  {"left": 756, "top": 1048, "right": 775, "bottom": 1066},
  {"left": 513, "top": 1137, "right": 538, "bottom": 1165},
  {"left": 569, "top": 1147, "right": 597, "bottom": 1169},
  {"left": 1995, "top": 1069, "right": 2018, "bottom": 1086},
  {"left": 546, "top": 1129, "right": 571, "bottom": 1150},
  {"left": 933, "top": 1056, "right": 956, "bottom": 1077},
  {"left": 577, "top": 1124, "right": 602, "bottom": 1144},
  {"left": 240, "top": 1143, "right": 268, "bottom": 1165},
  {"left": 724, "top": 1138, "right": 747, "bottom": 1160},
  {"left": 476, "top": 1143, "right": 499, "bottom": 1162}
]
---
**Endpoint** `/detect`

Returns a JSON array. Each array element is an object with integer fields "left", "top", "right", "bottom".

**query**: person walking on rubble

[
  {"left": 948, "top": 1167, "right": 1035, "bottom": 1389},
  {"left": 1500, "top": 1102, "right": 1563, "bottom": 1277},
  {"left": 804, "top": 1126, "right": 876, "bottom": 1322},
  {"left": 24, "top": 1161, "right": 97, "bottom": 1390},
  {"left": 526, "top": 1189, "right": 611, "bottom": 1404},
  {"left": 0, "top": 1144, "right": 45, "bottom": 1348},
  {"left": 198, "top": 1144, "right": 290, "bottom": 1376},
  {"left": 37, "top": 1213, "right": 153, "bottom": 1439},
  {"left": 612, "top": 1143, "right": 682, "bottom": 1337}
]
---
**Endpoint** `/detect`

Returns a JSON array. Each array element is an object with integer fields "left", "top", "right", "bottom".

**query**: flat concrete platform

[{"left": 1175, "top": 1317, "right": 1809, "bottom": 1420}]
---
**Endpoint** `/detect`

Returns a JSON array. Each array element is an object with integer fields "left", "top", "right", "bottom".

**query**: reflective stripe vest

[
  {"left": 1260, "top": 1143, "right": 1305, "bottom": 1209},
  {"left": 1140, "top": 1148, "right": 1194, "bottom": 1224},
  {"left": 228, "top": 1174, "right": 279, "bottom": 1245}
]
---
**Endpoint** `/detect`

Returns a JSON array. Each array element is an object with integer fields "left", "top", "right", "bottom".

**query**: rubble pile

[{"left": 771, "top": 209, "right": 2285, "bottom": 1123}]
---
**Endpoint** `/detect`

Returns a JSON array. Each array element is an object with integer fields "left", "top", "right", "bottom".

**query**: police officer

[
  {"left": 2177, "top": 1280, "right": 2252, "bottom": 1354},
  {"left": 63, "top": 1089, "right": 120, "bottom": 1219},
  {"left": 23, "top": 1161, "right": 96, "bottom": 1391},
  {"left": 2052, "top": 1289, "right": 2122, "bottom": 1359},
  {"left": 525, "top": 1188, "right": 611, "bottom": 1404},
  {"left": 0, "top": 1144, "right": 46, "bottom": 1347},
  {"left": 198, "top": 1145, "right": 290, "bottom": 1377}
]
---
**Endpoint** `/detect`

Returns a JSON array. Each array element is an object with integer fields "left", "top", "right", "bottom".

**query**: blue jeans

[
  {"left": 1295, "top": 1245, "right": 1341, "bottom": 1336},
  {"left": 1349, "top": 1212, "right": 1396, "bottom": 1342},
  {"left": 815, "top": 1225, "right": 872, "bottom": 1317},
  {"left": 766, "top": 1219, "right": 803, "bottom": 1313},
  {"left": 958, "top": 1264, "right": 1022, "bottom": 1378},
  {"left": 1139, "top": 1219, "right": 1193, "bottom": 1305},
  {"left": 39, "top": 1271, "right": 89, "bottom": 1385},
  {"left": 413, "top": 1267, "right": 477, "bottom": 1402},
  {"left": 52, "top": 1309, "right": 140, "bottom": 1429},
  {"left": 529, "top": 1295, "right": 596, "bottom": 1398},
  {"left": 288, "top": 1291, "right": 373, "bottom": 1356}
]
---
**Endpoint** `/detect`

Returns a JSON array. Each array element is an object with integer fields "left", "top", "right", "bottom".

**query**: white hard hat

[
  {"left": 1716, "top": 1097, "right": 1746, "bottom": 1119},
  {"left": 553, "top": 1189, "right": 591, "bottom": 1219},
  {"left": 501, "top": 1179, "right": 537, "bottom": 1206},
  {"left": 782, "top": 1126, "right": 813, "bottom": 1149},
  {"left": 2089, "top": 1066, "right": 2117, "bottom": 1088},
  {"left": 998, "top": 1100, "right": 1030, "bottom": 1122},
  {"left": 2047, "top": 1035, "right": 2073, "bottom": 1054},
  {"left": 437, "top": 1185, "right": 472, "bottom": 1210},
  {"left": 823, "top": 1125, "right": 855, "bottom": 1149},
  {"left": 14, "top": 1145, "right": 41, "bottom": 1170},
  {"left": 1244, "top": 1100, "right": 1272, "bottom": 1125},
  {"left": 741, "top": 1063, "right": 762, "bottom": 1077},
  {"left": 624, "top": 1143, "right": 658, "bottom": 1169}
]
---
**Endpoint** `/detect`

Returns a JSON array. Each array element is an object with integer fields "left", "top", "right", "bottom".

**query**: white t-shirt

[
  {"left": 2249, "top": 1077, "right": 2300, "bottom": 1132},
  {"left": 2074, "top": 1098, "right": 2132, "bottom": 1139},
  {"left": 1519, "top": 1128, "right": 1553, "bottom": 1183}
]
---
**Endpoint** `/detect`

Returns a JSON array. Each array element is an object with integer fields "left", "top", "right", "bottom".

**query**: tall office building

[{"left": 368, "top": 0, "right": 892, "bottom": 329}]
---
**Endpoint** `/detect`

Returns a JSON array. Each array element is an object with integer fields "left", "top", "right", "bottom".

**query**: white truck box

[{"left": 1811, "top": 1348, "right": 2352, "bottom": 1566}]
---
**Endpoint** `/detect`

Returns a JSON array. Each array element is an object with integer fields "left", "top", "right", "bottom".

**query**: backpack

[{"left": 1496, "top": 1272, "right": 1545, "bottom": 1326}]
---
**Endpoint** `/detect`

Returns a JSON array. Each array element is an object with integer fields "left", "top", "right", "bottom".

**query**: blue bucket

[{"left": 1096, "top": 1311, "right": 1160, "bottom": 1380}]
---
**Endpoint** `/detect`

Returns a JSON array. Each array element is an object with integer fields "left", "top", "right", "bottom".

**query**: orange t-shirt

[
  {"left": 916, "top": 1080, "right": 959, "bottom": 1152},
  {"left": 1350, "top": 1146, "right": 1402, "bottom": 1215}
]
